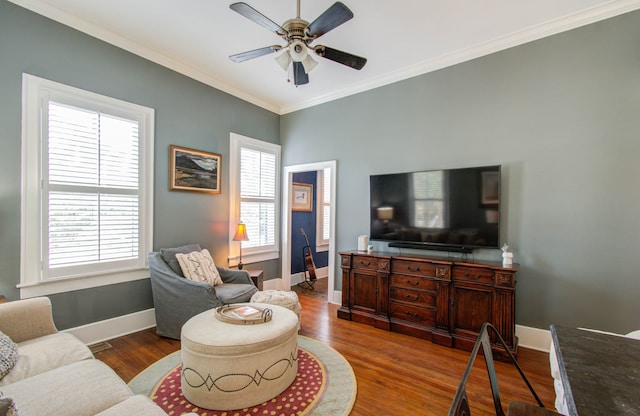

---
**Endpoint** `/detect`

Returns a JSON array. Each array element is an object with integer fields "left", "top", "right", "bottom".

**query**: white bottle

[{"left": 501, "top": 243, "right": 513, "bottom": 267}]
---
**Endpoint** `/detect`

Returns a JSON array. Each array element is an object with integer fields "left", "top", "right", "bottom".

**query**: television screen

[{"left": 369, "top": 165, "right": 501, "bottom": 252}]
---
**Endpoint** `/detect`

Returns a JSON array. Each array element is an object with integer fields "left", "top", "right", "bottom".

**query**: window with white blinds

[
  {"left": 239, "top": 147, "right": 276, "bottom": 248},
  {"left": 21, "top": 74, "right": 154, "bottom": 296},
  {"left": 411, "top": 170, "right": 447, "bottom": 228},
  {"left": 229, "top": 133, "right": 280, "bottom": 265},
  {"left": 316, "top": 168, "right": 331, "bottom": 251}
]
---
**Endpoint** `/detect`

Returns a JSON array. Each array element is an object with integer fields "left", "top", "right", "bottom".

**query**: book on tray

[{"left": 232, "top": 305, "right": 262, "bottom": 319}]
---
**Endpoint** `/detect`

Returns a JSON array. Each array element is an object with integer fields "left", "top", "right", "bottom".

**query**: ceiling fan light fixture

[
  {"left": 275, "top": 50, "right": 292, "bottom": 71},
  {"left": 289, "top": 40, "right": 308, "bottom": 62},
  {"left": 301, "top": 54, "right": 318, "bottom": 73},
  {"left": 229, "top": 1, "right": 367, "bottom": 84}
]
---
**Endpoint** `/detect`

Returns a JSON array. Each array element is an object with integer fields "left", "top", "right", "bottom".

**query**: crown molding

[
  {"left": 10, "top": 0, "right": 640, "bottom": 115},
  {"left": 7, "top": 0, "right": 280, "bottom": 113},
  {"left": 279, "top": 0, "right": 640, "bottom": 114}
]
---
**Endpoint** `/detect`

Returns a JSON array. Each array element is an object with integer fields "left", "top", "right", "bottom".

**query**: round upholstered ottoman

[
  {"left": 250, "top": 290, "right": 301, "bottom": 325},
  {"left": 180, "top": 303, "right": 298, "bottom": 410}
]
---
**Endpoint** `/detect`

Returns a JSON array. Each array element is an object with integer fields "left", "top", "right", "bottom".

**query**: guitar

[{"left": 300, "top": 228, "right": 317, "bottom": 281}]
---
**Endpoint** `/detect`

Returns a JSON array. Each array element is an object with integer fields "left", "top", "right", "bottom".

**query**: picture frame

[
  {"left": 481, "top": 171, "right": 499, "bottom": 205},
  {"left": 169, "top": 145, "right": 221, "bottom": 194},
  {"left": 292, "top": 182, "right": 313, "bottom": 212}
]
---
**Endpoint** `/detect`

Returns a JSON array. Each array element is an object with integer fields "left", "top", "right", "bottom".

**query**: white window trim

[
  {"left": 228, "top": 132, "right": 281, "bottom": 266},
  {"left": 316, "top": 169, "right": 330, "bottom": 253},
  {"left": 19, "top": 74, "right": 154, "bottom": 298}
]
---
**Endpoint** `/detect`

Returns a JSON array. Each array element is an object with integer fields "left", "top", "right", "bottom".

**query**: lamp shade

[
  {"left": 233, "top": 222, "right": 249, "bottom": 241},
  {"left": 377, "top": 206, "right": 394, "bottom": 221},
  {"left": 301, "top": 54, "right": 318, "bottom": 73},
  {"left": 275, "top": 50, "right": 292, "bottom": 71}
]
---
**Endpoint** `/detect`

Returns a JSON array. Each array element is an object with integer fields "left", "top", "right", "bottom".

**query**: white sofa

[{"left": 0, "top": 297, "right": 168, "bottom": 416}]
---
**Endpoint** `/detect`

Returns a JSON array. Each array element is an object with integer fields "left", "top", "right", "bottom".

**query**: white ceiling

[{"left": 9, "top": 0, "right": 640, "bottom": 114}]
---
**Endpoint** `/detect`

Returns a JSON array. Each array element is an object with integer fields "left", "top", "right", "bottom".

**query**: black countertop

[{"left": 550, "top": 325, "right": 640, "bottom": 415}]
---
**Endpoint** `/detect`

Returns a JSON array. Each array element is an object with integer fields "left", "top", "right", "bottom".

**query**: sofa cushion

[
  {"left": 160, "top": 244, "right": 202, "bottom": 276},
  {"left": 1, "top": 359, "right": 133, "bottom": 416},
  {"left": 0, "top": 332, "right": 93, "bottom": 387},
  {"left": 176, "top": 249, "right": 223, "bottom": 286},
  {"left": 0, "top": 297, "right": 58, "bottom": 344},
  {"left": 0, "top": 331, "right": 18, "bottom": 380},
  {"left": 95, "top": 395, "right": 168, "bottom": 416},
  {"left": 215, "top": 283, "right": 259, "bottom": 304}
]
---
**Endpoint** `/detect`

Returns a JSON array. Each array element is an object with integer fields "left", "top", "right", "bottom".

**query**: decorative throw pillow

[
  {"left": 176, "top": 249, "right": 223, "bottom": 286},
  {"left": 0, "top": 395, "right": 18, "bottom": 416},
  {"left": 0, "top": 332, "right": 18, "bottom": 381},
  {"left": 160, "top": 244, "right": 202, "bottom": 276}
]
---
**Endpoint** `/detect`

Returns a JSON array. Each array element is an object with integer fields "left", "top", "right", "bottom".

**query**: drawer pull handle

[
  {"left": 408, "top": 266, "right": 420, "bottom": 272},
  {"left": 405, "top": 280, "right": 420, "bottom": 286},
  {"left": 359, "top": 261, "right": 371, "bottom": 266},
  {"left": 463, "top": 272, "right": 481, "bottom": 279},
  {"left": 404, "top": 294, "right": 419, "bottom": 301},
  {"left": 405, "top": 311, "right": 419, "bottom": 318}
]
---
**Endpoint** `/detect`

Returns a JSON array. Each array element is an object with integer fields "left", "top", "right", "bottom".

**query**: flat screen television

[{"left": 369, "top": 165, "right": 501, "bottom": 253}]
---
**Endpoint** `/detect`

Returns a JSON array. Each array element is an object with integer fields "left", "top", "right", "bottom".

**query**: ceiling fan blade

[
  {"left": 293, "top": 62, "right": 309, "bottom": 85},
  {"left": 229, "top": 45, "right": 280, "bottom": 62},
  {"left": 314, "top": 46, "right": 367, "bottom": 70},
  {"left": 230, "top": 2, "right": 285, "bottom": 35},
  {"left": 306, "top": 2, "right": 354, "bottom": 38}
]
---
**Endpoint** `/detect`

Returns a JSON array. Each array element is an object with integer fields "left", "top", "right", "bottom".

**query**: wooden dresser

[{"left": 338, "top": 250, "right": 518, "bottom": 356}]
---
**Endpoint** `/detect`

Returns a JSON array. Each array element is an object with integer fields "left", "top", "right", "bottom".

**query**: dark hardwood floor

[
  {"left": 291, "top": 276, "right": 328, "bottom": 300},
  {"left": 95, "top": 293, "right": 556, "bottom": 415}
]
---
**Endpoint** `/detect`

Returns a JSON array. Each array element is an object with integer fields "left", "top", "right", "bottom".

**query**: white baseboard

[
  {"left": 516, "top": 325, "right": 551, "bottom": 352},
  {"left": 63, "top": 308, "right": 156, "bottom": 346},
  {"left": 62, "top": 294, "right": 552, "bottom": 354},
  {"left": 290, "top": 272, "right": 305, "bottom": 286},
  {"left": 63, "top": 278, "right": 308, "bottom": 344},
  {"left": 331, "top": 289, "right": 342, "bottom": 305},
  {"left": 290, "top": 267, "right": 328, "bottom": 286},
  {"left": 315, "top": 267, "right": 328, "bottom": 279},
  {"left": 263, "top": 278, "right": 280, "bottom": 290}
]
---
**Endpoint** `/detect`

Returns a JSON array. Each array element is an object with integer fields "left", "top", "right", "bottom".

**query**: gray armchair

[{"left": 149, "top": 246, "right": 258, "bottom": 339}]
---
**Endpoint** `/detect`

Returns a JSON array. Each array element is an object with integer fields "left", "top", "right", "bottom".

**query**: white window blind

[
  {"left": 46, "top": 102, "right": 140, "bottom": 274},
  {"left": 240, "top": 147, "right": 276, "bottom": 248},
  {"left": 322, "top": 167, "right": 331, "bottom": 241},
  {"left": 316, "top": 168, "right": 331, "bottom": 250},
  {"left": 412, "top": 170, "right": 446, "bottom": 229},
  {"left": 21, "top": 74, "right": 154, "bottom": 296},
  {"left": 229, "top": 133, "right": 280, "bottom": 266}
]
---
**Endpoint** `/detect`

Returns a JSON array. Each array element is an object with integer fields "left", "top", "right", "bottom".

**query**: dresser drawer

[
  {"left": 390, "top": 274, "right": 436, "bottom": 291},
  {"left": 352, "top": 255, "right": 380, "bottom": 271},
  {"left": 495, "top": 272, "right": 515, "bottom": 287},
  {"left": 390, "top": 287, "right": 436, "bottom": 308},
  {"left": 391, "top": 260, "right": 436, "bottom": 277},
  {"left": 390, "top": 303, "right": 436, "bottom": 327},
  {"left": 452, "top": 267, "right": 494, "bottom": 284}
]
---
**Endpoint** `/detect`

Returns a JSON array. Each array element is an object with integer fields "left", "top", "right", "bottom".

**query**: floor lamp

[{"left": 233, "top": 222, "right": 249, "bottom": 270}]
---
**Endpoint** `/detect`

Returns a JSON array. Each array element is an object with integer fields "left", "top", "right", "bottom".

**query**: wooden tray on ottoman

[{"left": 215, "top": 304, "right": 272, "bottom": 325}]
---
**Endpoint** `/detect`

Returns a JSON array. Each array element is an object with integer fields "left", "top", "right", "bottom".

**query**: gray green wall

[
  {"left": 281, "top": 10, "right": 640, "bottom": 333},
  {"left": 2, "top": 0, "right": 639, "bottom": 334},
  {"left": 0, "top": 1, "right": 280, "bottom": 329}
]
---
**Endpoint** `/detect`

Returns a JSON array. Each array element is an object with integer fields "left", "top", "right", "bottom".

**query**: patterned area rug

[{"left": 129, "top": 336, "right": 356, "bottom": 416}]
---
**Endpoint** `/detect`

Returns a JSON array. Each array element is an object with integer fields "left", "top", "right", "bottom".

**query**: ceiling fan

[{"left": 229, "top": 0, "right": 367, "bottom": 86}]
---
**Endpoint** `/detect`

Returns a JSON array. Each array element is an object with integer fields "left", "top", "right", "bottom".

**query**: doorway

[{"left": 281, "top": 161, "right": 336, "bottom": 303}]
